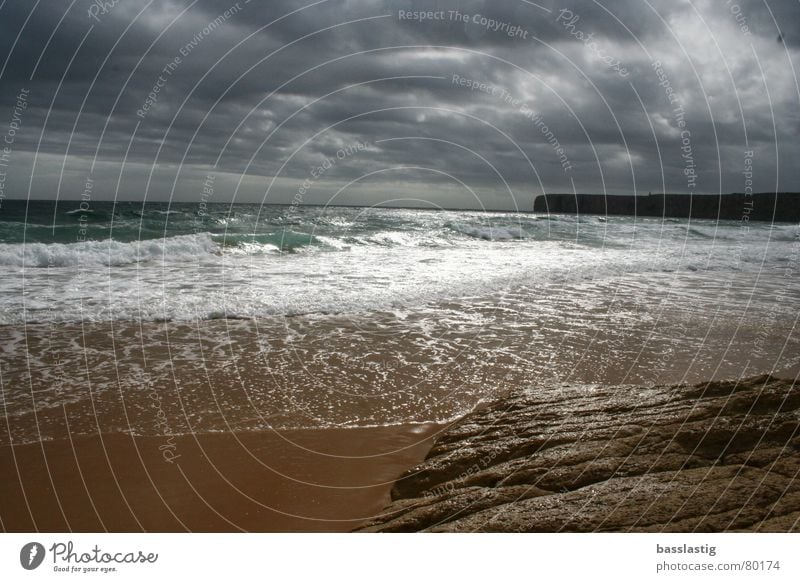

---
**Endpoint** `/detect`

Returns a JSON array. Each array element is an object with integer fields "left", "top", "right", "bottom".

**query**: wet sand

[
  {"left": 2, "top": 285, "right": 797, "bottom": 532},
  {"left": 0, "top": 424, "right": 438, "bottom": 532}
]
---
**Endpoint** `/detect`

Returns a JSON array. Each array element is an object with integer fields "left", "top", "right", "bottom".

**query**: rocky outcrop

[{"left": 358, "top": 375, "right": 800, "bottom": 532}]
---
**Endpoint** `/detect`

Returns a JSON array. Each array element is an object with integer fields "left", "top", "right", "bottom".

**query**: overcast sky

[{"left": 0, "top": 0, "right": 798, "bottom": 210}]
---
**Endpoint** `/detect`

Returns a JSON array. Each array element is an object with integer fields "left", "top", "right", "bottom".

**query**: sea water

[{"left": 1, "top": 200, "right": 798, "bottom": 443}]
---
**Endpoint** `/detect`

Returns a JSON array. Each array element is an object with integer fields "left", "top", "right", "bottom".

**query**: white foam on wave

[
  {"left": 0, "top": 233, "right": 220, "bottom": 267},
  {"left": 0, "top": 216, "right": 795, "bottom": 324},
  {"left": 450, "top": 223, "right": 527, "bottom": 241},
  {"left": 0, "top": 239, "right": 680, "bottom": 325}
]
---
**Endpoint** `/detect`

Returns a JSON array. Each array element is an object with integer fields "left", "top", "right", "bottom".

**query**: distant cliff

[{"left": 533, "top": 193, "right": 799, "bottom": 222}]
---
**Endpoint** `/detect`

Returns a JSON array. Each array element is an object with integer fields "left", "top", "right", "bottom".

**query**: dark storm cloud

[{"left": 0, "top": 0, "right": 797, "bottom": 208}]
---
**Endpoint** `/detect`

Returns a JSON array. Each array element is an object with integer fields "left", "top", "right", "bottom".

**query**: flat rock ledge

[{"left": 357, "top": 375, "right": 800, "bottom": 532}]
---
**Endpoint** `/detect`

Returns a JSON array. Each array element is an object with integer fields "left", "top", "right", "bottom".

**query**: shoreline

[
  {"left": 3, "top": 374, "right": 798, "bottom": 532},
  {"left": 358, "top": 374, "right": 800, "bottom": 532}
]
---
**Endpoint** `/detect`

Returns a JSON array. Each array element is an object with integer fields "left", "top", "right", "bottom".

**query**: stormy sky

[{"left": 0, "top": 0, "right": 798, "bottom": 210}]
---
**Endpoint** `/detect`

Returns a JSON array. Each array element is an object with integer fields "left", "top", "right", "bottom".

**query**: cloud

[{"left": 0, "top": 0, "right": 797, "bottom": 208}]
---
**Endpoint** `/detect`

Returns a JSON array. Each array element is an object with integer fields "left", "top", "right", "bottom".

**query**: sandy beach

[
  {"left": 5, "top": 370, "right": 798, "bottom": 532},
  {"left": 2, "top": 264, "right": 798, "bottom": 532}
]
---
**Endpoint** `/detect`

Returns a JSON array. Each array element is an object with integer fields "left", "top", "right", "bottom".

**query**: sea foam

[{"left": 0, "top": 233, "right": 220, "bottom": 267}]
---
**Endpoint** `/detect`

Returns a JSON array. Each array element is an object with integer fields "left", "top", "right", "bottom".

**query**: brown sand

[
  {"left": 0, "top": 424, "right": 438, "bottom": 532},
  {"left": 3, "top": 314, "right": 797, "bottom": 533}
]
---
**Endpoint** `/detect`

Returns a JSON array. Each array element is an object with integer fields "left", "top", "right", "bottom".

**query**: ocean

[{"left": 1, "top": 200, "right": 798, "bottom": 445}]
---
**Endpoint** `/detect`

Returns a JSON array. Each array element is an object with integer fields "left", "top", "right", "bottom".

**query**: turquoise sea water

[{"left": 1, "top": 200, "right": 797, "bottom": 323}]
